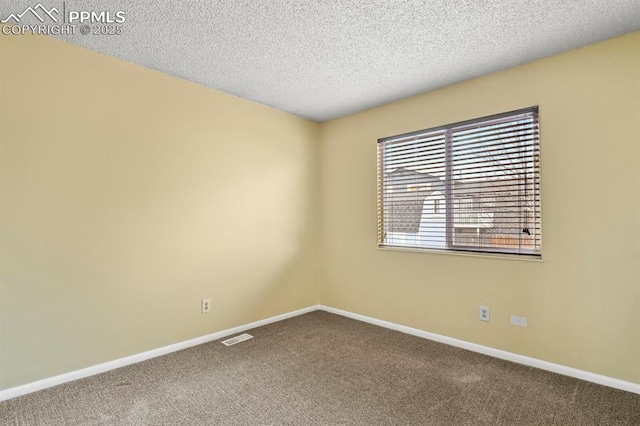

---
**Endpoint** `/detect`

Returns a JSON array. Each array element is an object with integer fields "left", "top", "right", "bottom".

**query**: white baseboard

[
  {"left": 0, "top": 305, "right": 320, "bottom": 402},
  {"left": 318, "top": 305, "right": 640, "bottom": 395},
  {"left": 2, "top": 303, "right": 637, "bottom": 402}
]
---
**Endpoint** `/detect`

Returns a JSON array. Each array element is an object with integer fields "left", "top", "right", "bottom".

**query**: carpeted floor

[{"left": 1, "top": 311, "right": 638, "bottom": 425}]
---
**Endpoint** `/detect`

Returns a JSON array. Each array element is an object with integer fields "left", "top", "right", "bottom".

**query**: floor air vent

[{"left": 222, "top": 333, "right": 253, "bottom": 346}]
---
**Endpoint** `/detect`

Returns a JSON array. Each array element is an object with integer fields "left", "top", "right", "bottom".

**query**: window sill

[{"left": 377, "top": 245, "right": 543, "bottom": 262}]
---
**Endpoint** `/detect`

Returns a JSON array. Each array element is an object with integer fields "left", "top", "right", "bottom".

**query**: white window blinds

[{"left": 377, "top": 107, "right": 541, "bottom": 256}]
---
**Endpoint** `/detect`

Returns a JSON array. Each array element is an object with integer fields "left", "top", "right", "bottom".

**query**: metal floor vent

[{"left": 222, "top": 333, "right": 253, "bottom": 346}]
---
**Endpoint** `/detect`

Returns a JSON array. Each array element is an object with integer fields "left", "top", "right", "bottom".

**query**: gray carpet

[{"left": 1, "top": 311, "right": 638, "bottom": 425}]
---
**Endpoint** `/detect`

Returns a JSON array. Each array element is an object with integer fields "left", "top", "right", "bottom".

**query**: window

[{"left": 377, "top": 107, "right": 541, "bottom": 256}]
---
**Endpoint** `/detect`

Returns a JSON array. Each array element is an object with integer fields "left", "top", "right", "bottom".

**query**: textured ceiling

[{"left": 4, "top": 1, "right": 640, "bottom": 121}]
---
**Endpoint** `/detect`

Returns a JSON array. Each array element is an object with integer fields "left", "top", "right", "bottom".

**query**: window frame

[{"left": 377, "top": 106, "right": 541, "bottom": 258}]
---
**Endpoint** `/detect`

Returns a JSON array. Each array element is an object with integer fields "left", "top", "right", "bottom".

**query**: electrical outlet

[
  {"left": 479, "top": 305, "right": 490, "bottom": 322},
  {"left": 201, "top": 298, "right": 211, "bottom": 314},
  {"left": 510, "top": 315, "right": 527, "bottom": 327}
]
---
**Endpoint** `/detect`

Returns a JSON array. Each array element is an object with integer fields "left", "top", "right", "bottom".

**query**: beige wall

[
  {"left": 319, "top": 31, "right": 640, "bottom": 383},
  {"left": 0, "top": 34, "right": 319, "bottom": 389}
]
